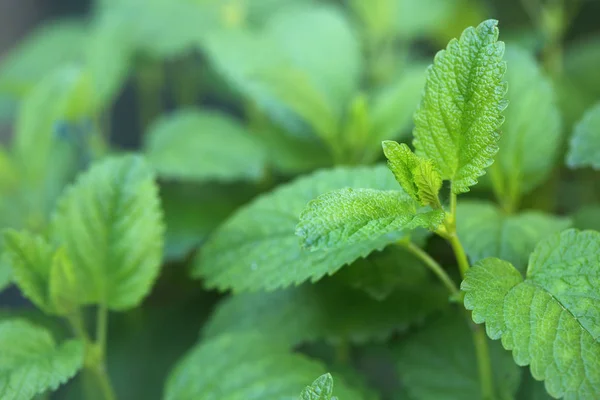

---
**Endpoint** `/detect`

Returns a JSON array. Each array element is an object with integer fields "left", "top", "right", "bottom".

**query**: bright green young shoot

[
  {"left": 382, "top": 140, "right": 442, "bottom": 208},
  {"left": 296, "top": 188, "right": 444, "bottom": 251},
  {"left": 462, "top": 229, "right": 600, "bottom": 399},
  {"left": 413, "top": 19, "right": 507, "bottom": 193},
  {"left": 299, "top": 373, "right": 338, "bottom": 400}
]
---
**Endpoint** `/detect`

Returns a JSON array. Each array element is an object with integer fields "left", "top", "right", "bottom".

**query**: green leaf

[
  {"left": 160, "top": 182, "right": 256, "bottom": 261},
  {"left": 336, "top": 245, "right": 429, "bottom": 301},
  {"left": 203, "top": 279, "right": 446, "bottom": 346},
  {"left": 164, "top": 332, "right": 362, "bottom": 400},
  {"left": 51, "top": 155, "right": 164, "bottom": 310},
  {"left": 0, "top": 319, "right": 84, "bottom": 400},
  {"left": 382, "top": 141, "right": 442, "bottom": 207},
  {"left": 193, "top": 165, "right": 404, "bottom": 292},
  {"left": 367, "top": 65, "right": 427, "bottom": 155},
  {"left": 204, "top": 5, "right": 359, "bottom": 140},
  {"left": 413, "top": 19, "right": 507, "bottom": 194},
  {"left": 457, "top": 201, "right": 571, "bottom": 273},
  {"left": 144, "top": 109, "right": 266, "bottom": 182},
  {"left": 299, "top": 373, "right": 338, "bottom": 400},
  {"left": 296, "top": 188, "right": 443, "bottom": 251},
  {"left": 394, "top": 310, "right": 521, "bottom": 400},
  {"left": 462, "top": 229, "right": 600, "bottom": 398},
  {"left": 572, "top": 204, "right": 600, "bottom": 231},
  {"left": 0, "top": 253, "right": 11, "bottom": 293},
  {"left": 567, "top": 102, "right": 600, "bottom": 170},
  {"left": 0, "top": 19, "right": 85, "bottom": 97},
  {"left": 489, "top": 47, "right": 562, "bottom": 199},
  {"left": 3, "top": 231, "right": 55, "bottom": 314},
  {"left": 48, "top": 249, "right": 79, "bottom": 316}
]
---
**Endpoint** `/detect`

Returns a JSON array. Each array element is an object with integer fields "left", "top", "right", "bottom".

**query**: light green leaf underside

[
  {"left": 457, "top": 201, "right": 571, "bottom": 273},
  {"left": 0, "top": 319, "right": 84, "bottom": 400},
  {"left": 394, "top": 310, "right": 521, "bottom": 400},
  {"left": 490, "top": 46, "right": 562, "bottom": 196},
  {"left": 296, "top": 188, "right": 443, "bottom": 251},
  {"left": 164, "top": 332, "right": 362, "bottom": 400},
  {"left": 462, "top": 229, "right": 600, "bottom": 399},
  {"left": 203, "top": 279, "right": 446, "bottom": 346},
  {"left": 299, "top": 373, "right": 337, "bottom": 400},
  {"left": 144, "top": 109, "right": 267, "bottom": 182},
  {"left": 51, "top": 155, "right": 164, "bottom": 310},
  {"left": 567, "top": 102, "right": 600, "bottom": 170},
  {"left": 193, "top": 165, "right": 404, "bottom": 292},
  {"left": 413, "top": 19, "right": 507, "bottom": 193},
  {"left": 3, "top": 231, "right": 55, "bottom": 314}
]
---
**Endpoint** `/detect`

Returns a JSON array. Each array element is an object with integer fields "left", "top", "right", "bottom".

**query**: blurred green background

[{"left": 0, "top": 0, "right": 599, "bottom": 399}]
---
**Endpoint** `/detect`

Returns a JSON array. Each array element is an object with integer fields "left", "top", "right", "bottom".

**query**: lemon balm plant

[{"left": 0, "top": 2, "right": 599, "bottom": 400}]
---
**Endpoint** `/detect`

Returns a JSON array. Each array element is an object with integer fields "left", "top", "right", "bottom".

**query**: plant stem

[
  {"left": 472, "top": 322, "right": 495, "bottom": 400},
  {"left": 96, "top": 304, "right": 109, "bottom": 357},
  {"left": 401, "top": 241, "right": 458, "bottom": 295},
  {"left": 441, "top": 187, "right": 495, "bottom": 399}
]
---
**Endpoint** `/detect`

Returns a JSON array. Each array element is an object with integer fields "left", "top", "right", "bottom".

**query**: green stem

[
  {"left": 96, "top": 304, "right": 108, "bottom": 357},
  {"left": 441, "top": 187, "right": 495, "bottom": 399},
  {"left": 401, "top": 241, "right": 458, "bottom": 295},
  {"left": 472, "top": 322, "right": 495, "bottom": 400}
]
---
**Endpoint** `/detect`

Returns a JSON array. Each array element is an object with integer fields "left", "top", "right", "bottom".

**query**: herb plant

[{"left": 0, "top": 1, "right": 599, "bottom": 400}]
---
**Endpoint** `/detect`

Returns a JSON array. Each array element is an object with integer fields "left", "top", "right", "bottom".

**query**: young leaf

[
  {"left": 51, "top": 155, "right": 164, "bottom": 310},
  {"left": 3, "top": 231, "right": 54, "bottom": 314},
  {"left": 164, "top": 332, "right": 362, "bottom": 400},
  {"left": 462, "top": 229, "right": 600, "bottom": 398},
  {"left": 299, "top": 373, "right": 338, "bottom": 400},
  {"left": 382, "top": 140, "right": 442, "bottom": 207},
  {"left": 193, "top": 165, "right": 405, "bottom": 292},
  {"left": 0, "top": 319, "right": 84, "bottom": 400},
  {"left": 144, "top": 109, "right": 267, "bottom": 182},
  {"left": 203, "top": 279, "right": 446, "bottom": 346},
  {"left": 296, "top": 188, "right": 443, "bottom": 251},
  {"left": 488, "top": 47, "right": 562, "bottom": 199},
  {"left": 413, "top": 19, "right": 507, "bottom": 193},
  {"left": 457, "top": 201, "right": 571, "bottom": 273},
  {"left": 394, "top": 310, "right": 521, "bottom": 400},
  {"left": 566, "top": 102, "right": 600, "bottom": 170},
  {"left": 48, "top": 248, "right": 79, "bottom": 316}
]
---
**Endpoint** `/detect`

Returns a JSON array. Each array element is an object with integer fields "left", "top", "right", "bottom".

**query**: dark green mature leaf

[
  {"left": 489, "top": 47, "right": 562, "bottom": 199},
  {"left": 3, "top": 231, "right": 55, "bottom": 314},
  {"left": 51, "top": 155, "right": 164, "bottom": 310},
  {"left": 299, "top": 373, "right": 338, "bottom": 400},
  {"left": 144, "top": 109, "right": 267, "bottom": 182},
  {"left": 572, "top": 204, "right": 600, "bottom": 231},
  {"left": 395, "top": 311, "right": 520, "bottom": 400},
  {"left": 160, "top": 182, "right": 256, "bottom": 261},
  {"left": 336, "top": 246, "right": 429, "bottom": 301},
  {"left": 203, "top": 279, "right": 446, "bottom": 346},
  {"left": 0, "top": 319, "right": 84, "bottom": 400},
  {"left": 413, "top": 20, "right": 507, "bottom": 193},
  {"left": 566, "top": 102, "right": 600, "bottom": 170},
  {"left": 194, "top": 165, "right": 405, "bottom": 292},
  {"left": 457, "top": 201, "right": 571, "bottom": 273},
  {"left": 0, "top": 19, "right": 85, "bottom": 97},
  {"left": 462, "top": 229, "right": 600, "bottom": 399},
  {"left": 164, "top": 332, "right": 362, "bottom": 400},
  {"left": 296, "top": 188, "right": 443, "bottom": 251}
]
